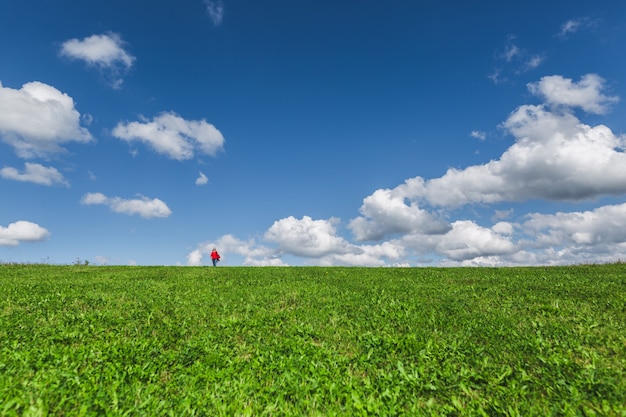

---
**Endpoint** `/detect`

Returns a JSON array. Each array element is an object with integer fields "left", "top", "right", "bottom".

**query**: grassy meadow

[{"left": 0, "top": 264, "right": 625, "bottom": 416}]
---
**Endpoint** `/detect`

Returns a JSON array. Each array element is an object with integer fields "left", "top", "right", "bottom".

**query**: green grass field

[{"left": 1, "top": 264, "right": 625, "bottom": 416}]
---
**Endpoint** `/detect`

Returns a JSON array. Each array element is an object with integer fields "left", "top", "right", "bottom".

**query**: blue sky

[{"left": 2, "top": 0, "right": 626, "bottom": 266}]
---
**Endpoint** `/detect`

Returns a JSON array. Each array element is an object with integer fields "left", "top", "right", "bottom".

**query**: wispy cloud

[
  {"left": 557, "top": 17, "right": 599, "bottom": 39},
  {"left": 204, "top": 0, "right": 225, "bottom": 26},
  {"left": 470, "top": 131, "right": 486, "bottom": 141},
  {"left": 501, "top": 35, "right": 521, "bottom": 62},
  {"left": 490, "top": 35, "right": 544, "bottom": 83},
  {"left": 1, "top": 162, "right": 69, "bottom": 187}
]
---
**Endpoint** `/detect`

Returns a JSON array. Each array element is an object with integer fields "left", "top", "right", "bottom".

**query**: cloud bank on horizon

[
  {"left": 188, "top": 73, "right": 626, "bottom": 267},
  {"left": 2, "top": 4, "right": 626, "bottom": 267}
]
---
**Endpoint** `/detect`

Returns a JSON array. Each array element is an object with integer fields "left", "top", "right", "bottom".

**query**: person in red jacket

[{"left": 210, "top": 247, "right": 221, "bottom": 266}]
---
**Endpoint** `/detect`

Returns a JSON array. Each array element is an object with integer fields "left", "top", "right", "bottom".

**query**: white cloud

[
  {"left": 0, "top": 221, "right": 50, "bottom": 246},
  {"left": 112, "top": 112, "right": 225, "bottom": 160},
  {"left": 492, "top": 221, "right": 514, "bottom": 235},
  {"left": 186, "top": 249, "right": 204, "bottom": 266},
  {"left": 80, "top": 192, "right": 172, "bottom": 219},
  {"left": 61, "top": 33, "right": 134, "bottom": 68},
  {"left": 523, "top": 203, "right": 626, "bottom": 248},
  {"left": 398, "top": 220, "right": 516, "bottom": 262},
  {"left": 265, "top": 216, "right": 351, "bottom": 258},
  {"left": 60, "top": 33, "right": 135, "bottom": 88},
  {"left": 94, "top": 255, "right": 109, "bottom": 265},
  {"left": 329, "top": 241, "right": 404, "bottom": 267},
  {"left": 528, "top": 74, "right": 618, "bottom": 114},
  {"left": 195, "top": 171, "right": 208, "bottom": 185},
  {"left": 204, "top": 0, "right": 225, "bottom": 26},
  {"left": 348, "top": 178, "right": 451, "bottom": 241},
  {"left": 1, "top": 162, "right": 69, "bottom": 186},
  {"left": 0, "top": 81, "right": 92, "bottom": 158},
  {"left": 434, "top": 221, "right": 516, "bottom": 261}
]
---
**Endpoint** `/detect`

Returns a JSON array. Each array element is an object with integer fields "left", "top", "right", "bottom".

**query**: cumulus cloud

[
  {"left": 80, "top": 192, "right": 172, "bottom": 219},
  {"left": 0, "top": 221, "right": 50, "bottom": 246},
  {"left": 204, "top": 0, "right": 225, "bottom": 26},
  {"left": 433, "top": 221, "right": 516, "bottom": 261},
  {"left": 1, "top": 162, "right": 69, "bottom": 186},
  {"left": 348, "top": 180, "right": 451, "bottom": 241},
  {"left": 329, "top": 241, "right": 404, "bottom": 267},
  {"left": 265, "top": 216, "right": 352, "bottom": 258},
  {"left": 112, "top": 112, "right": 225, "bottom": 160},
  {"left": 60, "top": 33, "right": 135, "bottom": 88},
  {"left": 395, "top": 220, "right": 516, "bottom": 262},
  {"left": 523, "top": 203, "right": 626, "bottom": 248},
  {"left": 0, "top": 81, "right": 92, "bottom": 158},
  {"left": 60, "top": 33, "right": 134, "bottom": 68},
  {"left": 528, "top": 74, "right": 618, "bottom": 114}
]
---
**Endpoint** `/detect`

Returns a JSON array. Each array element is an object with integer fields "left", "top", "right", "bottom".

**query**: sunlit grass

[{"left": 1, "top": 264, "right": 625, "bottom": 415}]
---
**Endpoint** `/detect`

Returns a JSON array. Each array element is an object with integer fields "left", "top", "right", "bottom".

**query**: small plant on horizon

[{"left": 73, "top": 258, "right": 90, "bottom": 266}]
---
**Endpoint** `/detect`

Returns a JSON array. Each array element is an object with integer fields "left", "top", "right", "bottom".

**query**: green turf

[{"left": 1, "top": 264, "right": 625, "bottom": 416}]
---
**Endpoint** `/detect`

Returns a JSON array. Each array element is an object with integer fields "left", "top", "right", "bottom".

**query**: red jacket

[{"left": 211, "top": 250, "right": 220, "bottom": 260}]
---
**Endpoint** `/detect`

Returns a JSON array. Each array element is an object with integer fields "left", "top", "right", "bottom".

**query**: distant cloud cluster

[
  {"left": 1, "top": 21, "right": 226, "bottom": 243},
  {"left": 187, "top": 73, "right": 626, "bottom": 267}
]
